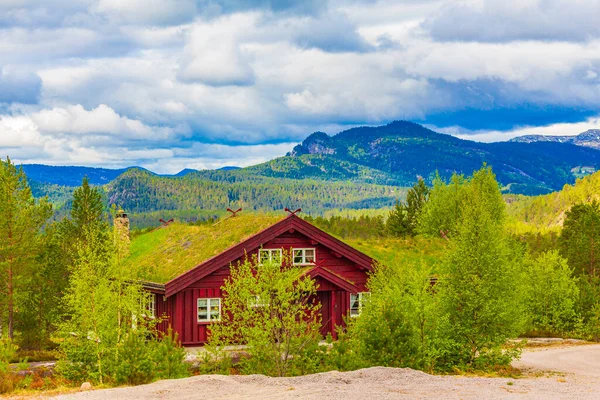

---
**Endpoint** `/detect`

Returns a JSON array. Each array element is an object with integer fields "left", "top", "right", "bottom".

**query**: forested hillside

[
  {"left": 508, "top": 170, "right": 600, "bottom": 230},
  {"left": 105, "top": 168, "right": 403, "bottom": 227},
  {"left": 287, "top": 121, "right": 600, "bottom": 195}
]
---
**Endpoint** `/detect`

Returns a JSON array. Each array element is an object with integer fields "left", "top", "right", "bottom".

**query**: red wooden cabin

[{"left": 147, "top": 214, "right": 374, "bottom": 346}]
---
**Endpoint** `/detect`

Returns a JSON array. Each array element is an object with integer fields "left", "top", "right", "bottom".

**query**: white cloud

[
  {"left": 2, "top": 0, "right": 600, "bottom": 170},
  {"left": 30, "top": 104, "right": 176, "bottom": 140},
  {"left": 91, "top": 0, "right": 197, "bottom": 26},
  {"left": 177, "top": 14, "right": 256, "bottom": 86},
  {"left": 422, "top": 0, "right": 600, "bottom": 43}
]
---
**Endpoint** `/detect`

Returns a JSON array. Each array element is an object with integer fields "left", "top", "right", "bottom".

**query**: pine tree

[
  {"left": 0, "top": 157, "right": 52, "bottom": 339},
  {"left": 386, "top": 200, "right": 410, "bottom": 237},
  {"left": 405, "top": 178, "right": 429, "bottom": 235},
  {"left": 71, "top": 176, "right": 106, "bottom": 233}
]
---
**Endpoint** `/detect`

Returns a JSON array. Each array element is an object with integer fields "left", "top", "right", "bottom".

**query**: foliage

[
  {"left": 106, "top": 168, "right": 400, "bottom": 217},
  {"left": 559, "top": 202, "right": 600, "bottom": 340},
  {"left": 0, "top": 157, "right": 53, "bottom": 340},
  {"left": 524, "top": 251, "right": 579, "bottom": 336},
  {"left": 0, "top": 338, "right": 19, "bottom": 393},
  {"left": 115, "top": 332, "right": 155, "bottom": 385},
  {"left": 507, "top": 170, "right": 600, "bottom": 231},
  {"left": 57, "top": 217, "right": 156, "bottom": 384},
  {"left": 153, "top": 328, "right": 189, "bottom": 380},
  {"left": 438, "top": 167, "right": 526, "bottom": 367},
  {"left": 209, "top": 255, "right": 321, "bottom": 377},
  {"left": 559, "top": 202, "right": 600, "bottom": 278},
  {"left": 386, "top": 178, "right": 429, "bottom": 237},
  {"left": 349, "top": 261, "right": 446, "bottom": 372}
]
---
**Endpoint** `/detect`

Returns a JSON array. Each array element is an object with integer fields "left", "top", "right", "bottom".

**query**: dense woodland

[{"left": 1, "top": 156, "right": 600, "bottom": 393}]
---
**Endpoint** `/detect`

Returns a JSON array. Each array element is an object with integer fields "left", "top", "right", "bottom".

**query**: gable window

[
  {"left": 350, "top": 292, "right": 371, "bottom": 317},
  {"left": 293, "top": 248, "right": 316, "bottom": 265},
  {"left": 259, "top": 248, "right": 282, "bottom": 264},
  {"left": 197, "top": 298, "right": 221, "bottom": 322}
]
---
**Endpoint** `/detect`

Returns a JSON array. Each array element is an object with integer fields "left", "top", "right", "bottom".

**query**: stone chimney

[{"left": 114, "top": 209, "right": 130, "bottom": 249}]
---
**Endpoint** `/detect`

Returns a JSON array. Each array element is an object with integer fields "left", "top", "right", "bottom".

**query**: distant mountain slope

[
  {"left": 510, "top": 129, "right": 600, "bottom": 149},
  {"left": 106, "top": 168, "right": 402, "bottom": 215},
  {"left": 283, "top": 121, "right": 600, "bottom": 195},
  {"left": 507, "top": 170, "right": 600, "bottom": 230},
  {"left": 21, "top": 164, "right": 133, "bottom": 186}
]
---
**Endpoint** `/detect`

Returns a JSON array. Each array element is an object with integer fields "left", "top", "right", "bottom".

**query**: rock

[{"left": 80, "top": 382, "right": 93, "bottom": 391}]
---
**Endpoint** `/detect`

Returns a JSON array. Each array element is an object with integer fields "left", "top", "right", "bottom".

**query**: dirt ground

[{"left": 54, "top": 344, "right": 600, "bottom": 400}]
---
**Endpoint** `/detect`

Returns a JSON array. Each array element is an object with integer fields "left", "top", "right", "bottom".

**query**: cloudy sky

[{"left": 1, "top": 0, "right": 600, "bottom": 173}]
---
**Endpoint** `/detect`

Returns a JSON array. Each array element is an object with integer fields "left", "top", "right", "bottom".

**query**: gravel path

[
  {"left": 55, "top": 345, "right": 600, "bottom": 400},
  {"left": 514, "top": 343, "right": 600, "bottom": 377}
]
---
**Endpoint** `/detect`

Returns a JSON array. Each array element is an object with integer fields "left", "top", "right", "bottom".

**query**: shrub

[
  {"left": 115, "top": 332, "right": 155, "bottom": 385},
  {"left": 153, "top": 329, "right": 189, "bottom": 380}
]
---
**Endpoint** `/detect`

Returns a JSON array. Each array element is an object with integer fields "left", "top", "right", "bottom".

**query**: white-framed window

[
  {"left": 350, "top": 292, "right": 371, "bottom": 317},
  {"left": 293, "top": 248, "right": 316, "bottom": 265},
  {"left": 197, "top": 298, "right": 221, "bottom": 322},
  {"left": 146, "top": 295, "right": 156, "bottom": 319},
  {"left": 259, "top": 248, "right": 282, "bottom": 264}
]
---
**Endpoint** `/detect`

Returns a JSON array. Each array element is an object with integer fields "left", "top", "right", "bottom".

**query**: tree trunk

[{"left": 7, "top": 227, "right": 14, "bottom": 340}]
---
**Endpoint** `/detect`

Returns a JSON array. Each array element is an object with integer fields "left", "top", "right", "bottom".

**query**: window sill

[{"left": 197, "top": 321, "right": 220, "bottom": 325}]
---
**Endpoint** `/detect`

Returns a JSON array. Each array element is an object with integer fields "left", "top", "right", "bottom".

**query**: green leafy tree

[
  {"left": 438, "top": 167, "right": 525, "bottom": 367},
  {"left": 349, "top": 260, "right": 445, "bottom": 371},
  {"left": 559, "top": 201, "right": 600, "bottom": 339},
  {"left": 0, "top": 157, "right": 52, "bottom": 339},
  {"left": 524, "top": 250, "right": 579, "bottom": 336},
  {"left": 209, "top": 255, "right": 321, "bottom": 377},
  {"left": 57, "top": 220, "right": 153, "bottom": 384}
]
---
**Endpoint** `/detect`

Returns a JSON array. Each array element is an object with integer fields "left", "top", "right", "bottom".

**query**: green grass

[
  {"left": 126, "top": 211, "right": 449, "bottom": 283},
  {"left": 125, "top": 214, "right": 285, "bottom": 283},
  {"left": 345, "top": 237, "right": 449, "bottom": 271}
]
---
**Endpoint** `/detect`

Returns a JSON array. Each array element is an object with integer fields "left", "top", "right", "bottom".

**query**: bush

[
  {"left": 115, "top": 332, "right": 155, "bottom": 385},
  {"left": 0, "top": 339, "right": 19, "bottom": 394},
  {"left": 153, "top": 329, "right": 189, "bottom": 380},
  {"left": 524, "top": 251, "right": 580, "bottom": 336}
]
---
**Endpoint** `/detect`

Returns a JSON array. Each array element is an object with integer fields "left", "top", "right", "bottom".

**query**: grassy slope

[
  {"left": 507, "top": 170, "right": 600, "bottom": 232},
  {"left": 346, "top": 237, "right": 449, "bottom": 272},
  {"left": 126, "top": 214, "right": 284, "bottom": 283}
]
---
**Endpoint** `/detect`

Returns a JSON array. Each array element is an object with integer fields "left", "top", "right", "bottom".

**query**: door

[{"left": 317, "top": 291, "right": 331, "bottom": 337}]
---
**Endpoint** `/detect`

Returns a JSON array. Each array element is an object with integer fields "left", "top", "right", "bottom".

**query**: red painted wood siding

[{"left": 169, "top": 230, "right": 369, "bottom": 345}]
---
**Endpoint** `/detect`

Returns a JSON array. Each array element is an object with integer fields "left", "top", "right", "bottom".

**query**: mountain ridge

[
  {"left": 509, "top": 129, "right": 600, "bottom": 149},
  {"left": 19, "top": 121, "right": 600, "bottom": 198}
]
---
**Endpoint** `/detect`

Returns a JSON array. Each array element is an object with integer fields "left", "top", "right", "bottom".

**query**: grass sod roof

[{"left": 125, "top": 214, "right": 285, "bottom": 283}]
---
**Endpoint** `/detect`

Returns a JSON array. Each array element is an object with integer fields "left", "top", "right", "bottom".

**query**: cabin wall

[{"left": 171, "top": 230, "right": 368, "bottom": 345}]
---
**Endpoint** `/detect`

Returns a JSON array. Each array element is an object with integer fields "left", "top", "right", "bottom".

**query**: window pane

[
  {"left": 272, "top": 249, "right": 282, "bottom": 263},
  {"left": 350, "top": 293, "right": 360, "bottom": 316},
  {"left": 293, "top": 249, "right": 303, "bottom": 264},
  {"left": 305, "top": 249, "right": 315, "bottom": 262},
  {"left": 259, "top": 250, "right": 269, "bottom": 262},
  {"left": 209, "top": 299, "right": 221, "bottom": 321},
  {"left": 198, "top": 299, "right": 208, "bottom": 321}
]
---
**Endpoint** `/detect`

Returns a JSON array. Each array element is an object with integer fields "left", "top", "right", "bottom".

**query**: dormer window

[
  {"left": 259, "top": 248, "right": 282, "bottom": 264},
  {"left": 293, "top": 248, "right": 316, "bottom": 265}
]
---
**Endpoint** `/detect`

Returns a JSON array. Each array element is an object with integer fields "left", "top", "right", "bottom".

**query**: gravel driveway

[{"left": 55, "top": 345, "right": 600, "bottom": 400}]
